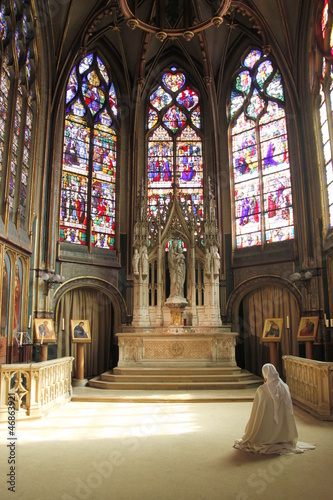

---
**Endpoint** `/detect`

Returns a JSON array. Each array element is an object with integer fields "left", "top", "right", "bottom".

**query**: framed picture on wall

[
  {"left": 71, "top": 320, "right": 91, "bottom": 343},
  {"left": 297, "top": 316, "right": 319, "bottom": 340},
  {"left": 34, "top": 319, "right": 57, "bottom": 343},
  {"left": 262, "top": 318, "right": 283, "bottom": 342}
]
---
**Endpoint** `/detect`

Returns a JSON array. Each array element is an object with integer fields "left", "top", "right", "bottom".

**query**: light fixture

[
  {"left": 39, "top": 270, "right": 66, "bottom": 294},
  {"left": 289, "top": 269, "right": 318, "bottom": 283},
  {"left": 119, "top": 0, "right": 231, "bottom": 41}
]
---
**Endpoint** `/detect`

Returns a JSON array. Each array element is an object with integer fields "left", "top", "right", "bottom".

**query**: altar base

[{"left": 117, "top": 326, "right": 237, "bottom": 368}]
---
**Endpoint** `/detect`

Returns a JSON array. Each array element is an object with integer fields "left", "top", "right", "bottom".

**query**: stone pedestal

[{"left": 117, "top": 326, "right": 237, "bottom": 367}]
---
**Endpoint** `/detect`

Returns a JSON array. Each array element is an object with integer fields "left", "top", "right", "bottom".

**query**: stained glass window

[
  {"left": 147, "top": 68, "right": 203, "bottom": 233},
  {"left": 9, "top": 85, "right": 22, "bottom": 220},
  {"left": 60, "top": 52, "right": 118, "bottom": 250},
  {"left": 317, "top": 0, "right": 333, "bottom": 229},
  {"left": 0, "top": 0, "right": 36, "bottom": 229},
  {"left": 230, "top": 49, "right": 294, "bottom": 248}
]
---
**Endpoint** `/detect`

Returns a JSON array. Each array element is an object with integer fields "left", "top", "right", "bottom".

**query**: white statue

[
  {"left": 168, "top": 240, "right": 186, "bottom": 299},
  {"left": 204, "top": 247, "right": 211, "bottom": 276},
  {"left": 141, "top": 245, "right": 148, "bottom": 278},
  {"left": 132, "top": 248, "right": 140, "bottom": 277},
  {"left": 212, "top": 246, "right": 220, "bottom": 277}
]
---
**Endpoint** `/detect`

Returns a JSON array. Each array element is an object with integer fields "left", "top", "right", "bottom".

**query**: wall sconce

[
  {"left": 289, "top": 270, "right": 314, "bottom": 282},
  {"left": 39, "top": 271, "right": 66, "bottom": 294}
]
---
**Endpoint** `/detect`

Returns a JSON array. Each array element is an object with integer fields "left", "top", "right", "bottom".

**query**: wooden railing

[
  {"left": 283, "top": 355, "right": 333, "bottom": 420},
  {"left": 0, "top": 357, "right": 74, "bottom": 421}
]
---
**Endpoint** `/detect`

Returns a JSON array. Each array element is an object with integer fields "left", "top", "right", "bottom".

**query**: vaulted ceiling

[{"left": 46, "top": 0, "right": 306, "bottom": 96}]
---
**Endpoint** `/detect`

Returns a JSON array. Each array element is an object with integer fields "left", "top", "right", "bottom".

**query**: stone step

[
  {"left": 112, "top": 367, "right": 242, "bottom": 376},
  {"left": 88, "top": 377, "right": 262, "bottom": 391},
  {"left": 101, "top": 373, "right": 257, "bottom": 383},
  {"left": 88, "top": 367, "right": 262, "bottom": 391}
]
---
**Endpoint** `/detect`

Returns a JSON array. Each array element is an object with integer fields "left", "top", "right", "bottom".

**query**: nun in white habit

[{"left": 234, "top": 363, "right": 316, "bottom": 455}]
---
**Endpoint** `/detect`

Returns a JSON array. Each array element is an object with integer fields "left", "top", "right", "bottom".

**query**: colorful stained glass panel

[
  {"left": 109, "top": 83, "right": 117, "bottom": 117},
  {"left": 191, "top": 106, "right": 200, "bottom": 129},
  {"left": 59, "top": 173, "right": 88, "bottom": 245},
  {"left": 163, "top": 105, "right": 187, "bottom": 133},
  {"left": 177, "top": 127, "right": 202, "bottom": 188},
  {"left": 235, "top": 71, "right": 251, "bottom": 95},
  {"left": 235, "top": 178, "right": 261, "bottom": 237},
  {"left": 232, "top": 128, "right": 258, "bottom": 181},
  {"left": 266, "top": 71, "right": 284, "bottom": 101},
  {"left": 63, "top": 117, "right": 90, "bottom": 175},
  {"left": 246, "top": 89, "right": 265, "bottom": 119},
  {"left": 66, "top": 68, "right": 78, "bottom": 103},
  {"left": 162, "top": 71, "right": 185, "bottom": 92},
  {"left": 150, "top": 86, "right": 172, "bottom": 111},
  {"left": 176, "top": 87, "right": 198, "bottom": 110},
  {"left": 148, "top": 107, "right": 158, "bottom": 129},
  {"left": 256, "top": 60, "right": 273, "bottom": 88},
  {"left": 230, "top": 90, "right": 245, "bottom": 118},
  {"left": 97, "top": 56, "right": 109, "bottom": 85},
  {"left": 243, "top": 49, "right": 262, "bottom": 68},
  {"left": 79, "top": 54, "right": 93, "bottom": 74}
]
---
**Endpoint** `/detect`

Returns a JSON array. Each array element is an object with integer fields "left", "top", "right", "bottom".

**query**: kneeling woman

[{"left": 234, "top": 363, "right": 315, "bottom": 455}]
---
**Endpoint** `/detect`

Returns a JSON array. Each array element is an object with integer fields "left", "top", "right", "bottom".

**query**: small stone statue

[
  {"left": 141, "top": 245, "right": 149, "bottom": 278},
  {"left": 212, "top": 245, "right": 220, "bottom": 277},
  {"left": 168, "top": 240, "right": 186, "bottom": 299},
  {"left": 204, "top": 247, "right": 211, "bottom": 276},
  {"left": 132, "top": 248, "right": 140, "bottom": 277}
]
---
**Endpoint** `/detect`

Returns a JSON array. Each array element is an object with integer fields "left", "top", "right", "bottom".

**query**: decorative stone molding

[
  {"left": 0, "top": 357, "right": 74, "bottom": 421},
  {"left": 283, "top": 355, "right": 333, "bottom": 420}
]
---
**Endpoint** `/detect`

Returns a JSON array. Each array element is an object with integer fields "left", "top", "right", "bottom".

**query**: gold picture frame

[
  {"left": 297, "top": 316, "right": 319, "bottom": 340},
  {"left": 34, "top": 319, "right": 56, "bottom": 343},
  {"left": 71, "top": 320, "right": 91, "bottom": 343},
  {"left": 262, "top": 318, "right": 283, "bottom": 342}
]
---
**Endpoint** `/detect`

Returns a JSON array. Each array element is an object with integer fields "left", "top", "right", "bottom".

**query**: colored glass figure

[
  {"left": 230, "top": 90, "right": 245, "bottom": 118},
  {"left": 61, "top": 52, "right": 117, "bottom": 248},
  {"left": 20, "top": 103, "right": 32, "bottom": 226},
  {"left": 82, "top": 71, "right": 105, "bottom": 115},
  {"left": 266, "top": 71, "right": 284, "bottom": 101},
  {"left": 235, "top": 71, "right": 251, "bottom": 95},
  {"left": 256, "top": 60, "right": 273, "bottom": 89},
  {"left": 97, "top": 56, "right": 109, "bottom": 85},
  {"left": 66, "top": 68, "right": 78, "bottom": 103},
  {"left": 232, "top": 126, "right": 258, "bottom": 181},
  {"left": 246, "top": 89, "right": 265, "bottom": 119},
  {"left": 15, "top": 29, "right": 20, "bottom": 60},
  {"left": 191, "top": 107, "right": 201, "bottom": 129},
  {"left": 9, "top": 87, "right": 23, "bottom": 219},
  {"left": 79, "top": 54, "right": 94, "bottom": 74},
  {"left": 26, "top": 49, "right": 31, "bottom": 80},
  {"left": 0, "top": 5, "right": 8, "bottom": 40},
  {"left": 162, "top": 71, "right": 185, "bottom": 92},
  {"left": 109, "top": 83, "right": 117, "bottom": 117},
  {"left": 0, "top": 63, "right": 10, "bottom": 185},
  {"left": 148, "top": 107, "right": 158, "bottom": 129},
  {"left": 150, "top": 86, "right": 172, "bottom": 111},
  {"left": 163, "top": 105, "right": 186, "bottom": 133},
  {"left": 231, "top": 49, "right": 293, "bottom": 247},
  {"left": 1, "top": 253, "right": 10, "bottom": 336},
  {"left": 244, "top": 50, "right": 262, "bottom": 68},
  {"left": 176, "top": 87, "right": 198, "bottom": 110}
]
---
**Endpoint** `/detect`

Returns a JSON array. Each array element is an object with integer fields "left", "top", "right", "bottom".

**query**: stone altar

[{"left": 118, "top": 178, "right": 236, "bottom": 368}]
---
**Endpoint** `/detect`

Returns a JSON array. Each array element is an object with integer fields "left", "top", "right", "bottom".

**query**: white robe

[{"left": 234, "top": 384, "right": 315, "bottom": 455}]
